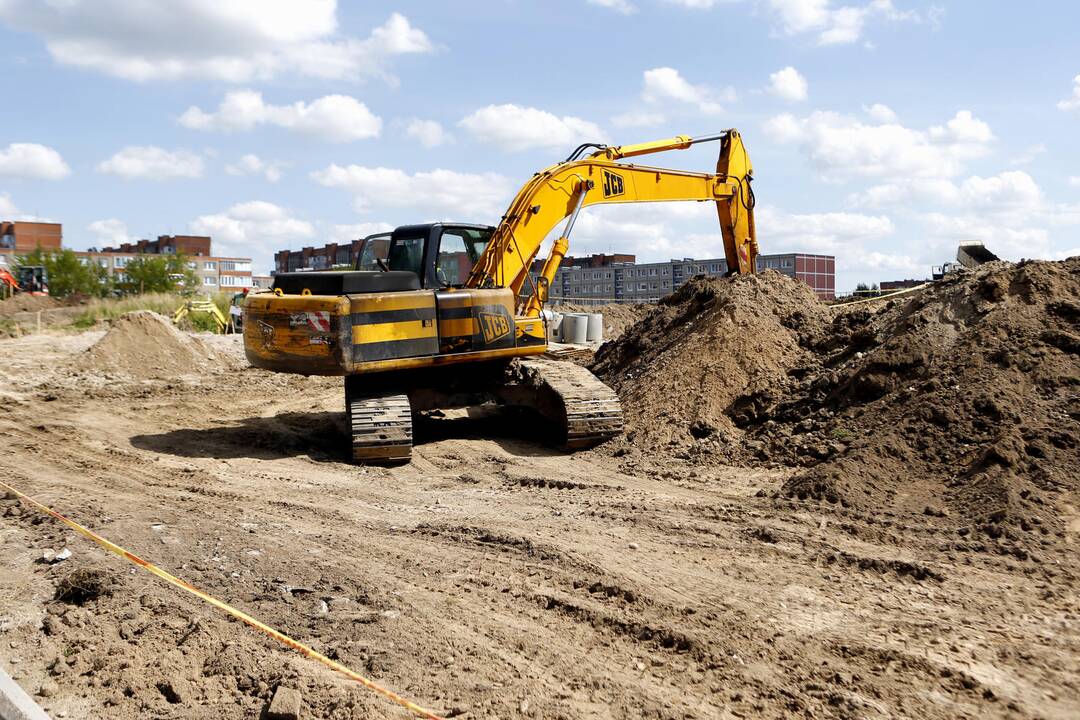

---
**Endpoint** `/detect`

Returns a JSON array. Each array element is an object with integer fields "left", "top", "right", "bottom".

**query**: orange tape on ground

[{"left": 0, "top": 479, "right": 444, "bottom": 720}]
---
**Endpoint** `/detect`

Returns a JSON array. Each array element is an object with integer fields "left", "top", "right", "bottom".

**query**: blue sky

[{"left": 0, "top": 0, "right": 1077, "bottom": 289}]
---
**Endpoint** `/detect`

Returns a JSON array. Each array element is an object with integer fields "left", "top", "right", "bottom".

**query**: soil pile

[
  {"left": 591, "top": 271, "right": 829, "bottom": 453},
  {"left": 84, "top": 311, "right": 221, "bottom": 379},
  {"left": 0, "top": 294, "right": 60, "bottom": 315},
  {"left": 734, "top": 259, "right": 1080, "bottom": 549}
]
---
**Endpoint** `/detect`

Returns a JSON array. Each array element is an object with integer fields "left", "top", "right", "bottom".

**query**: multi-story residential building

[
  {"left": 274, "top": 235, "right": 392, "bottom": 274},
  {"left": 0, "top": 223, "right": 257, "bottom": 292},
  {"left": 76, "top": 248, "right": 253, "bottom": 292},
  {"left": 103, "top": 234, "right": 212, "bottom": 257},
  {"left": 550, "top": 252, "right": 835, "bottom": 303}
]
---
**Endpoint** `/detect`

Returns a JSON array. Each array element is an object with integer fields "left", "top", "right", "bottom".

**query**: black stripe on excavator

[
  {"left": 437, "top": 304, "right": 512, "bottom": 321},
  {"left": 353, "top": 338, "right": 439, "bottom": 363},
  {"left": 516, "top": 332, "right": 546, "bottom": 348},
  {"left": 350, "top": 307, "right": 437, "bottom": 325}
]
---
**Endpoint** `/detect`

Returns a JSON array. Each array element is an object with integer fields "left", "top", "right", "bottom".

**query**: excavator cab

[{"left": 383, "top": 224, "right": 494, "bottom": 289}]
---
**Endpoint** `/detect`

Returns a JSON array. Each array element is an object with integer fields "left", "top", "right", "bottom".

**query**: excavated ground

[{"left": 0, "top": 280, "right": 1078, "bottom": 719}]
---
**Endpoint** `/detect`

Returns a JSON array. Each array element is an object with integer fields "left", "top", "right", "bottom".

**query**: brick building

[
  {"left": 103, "top": 234, "right": 212, "bottom": 257},
  {"left": 0, "top": 221, "right": 62, "bottom": 253},
  {"left": 275, "top": 234, "right": 392, "bottom": 274}
]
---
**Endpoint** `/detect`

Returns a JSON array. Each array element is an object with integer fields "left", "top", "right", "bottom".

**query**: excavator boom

[{"left": 468, "top": 130, "right": 757, "bottom": 315}]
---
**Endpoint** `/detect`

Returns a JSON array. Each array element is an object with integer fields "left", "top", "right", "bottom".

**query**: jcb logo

[
  {"left": 602, "top": 170, "right": 624, "bottom": 198},
  {"left": 479, "top": 312, "right": 511, "bottom": 345}
]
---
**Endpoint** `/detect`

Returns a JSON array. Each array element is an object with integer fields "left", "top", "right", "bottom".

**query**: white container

[
  {"left": 586, "top": 313, "right": 603, "bottom": 342},
  {"left": 562, "top": 314, "right": 588, "bottom": 344},
  {"left": 542, "top": 310, "right": 563, "bottom": 342}
]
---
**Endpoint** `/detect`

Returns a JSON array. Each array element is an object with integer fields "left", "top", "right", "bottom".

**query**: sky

[{"left": 0, "top": 0, "right": 1078, "bottom": 290}]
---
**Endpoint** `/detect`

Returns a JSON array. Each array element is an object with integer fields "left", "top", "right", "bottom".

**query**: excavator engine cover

[{"left": 273, "top": 271, "right": 420, "bottom": 295}]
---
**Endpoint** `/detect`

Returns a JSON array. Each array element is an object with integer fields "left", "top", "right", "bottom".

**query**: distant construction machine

[
  {"left": 244, "top": 131, "right": 758, "bottom": 462},
  {"left": 934, "top": 241, "right": 1000, "bottom": 280}
]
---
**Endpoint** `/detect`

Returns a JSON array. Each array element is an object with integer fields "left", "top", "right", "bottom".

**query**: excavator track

[
  {"left": 345, "top": 388, "right": 413, "bottom": 463},
  {"left": 514, "top": 358, "right": 624, "bottom": 449}
]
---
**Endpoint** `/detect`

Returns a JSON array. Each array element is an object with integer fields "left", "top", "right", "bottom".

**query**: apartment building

[
  {"left": 103, "top": 234, "right": 212, "bottom": 257},
  {"left": 0, "top": 223, "right": 256, "bottom": 292},
  {"left": 551, "top": 252, "right": 835, "bottom": 303}
]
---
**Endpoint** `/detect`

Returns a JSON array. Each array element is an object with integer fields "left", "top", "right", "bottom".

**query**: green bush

[{"left": 114, "top": 253, "right": 198, "bottom": 295}]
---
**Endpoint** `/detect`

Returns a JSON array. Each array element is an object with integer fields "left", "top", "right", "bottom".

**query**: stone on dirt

[{"left": 266, "top": 685, "right": 302, "bottom": 720}]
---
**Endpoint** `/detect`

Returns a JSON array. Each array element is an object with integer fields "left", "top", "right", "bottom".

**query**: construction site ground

[{"left": 1, "top": 271, "right": 1078, "bottom": 719}]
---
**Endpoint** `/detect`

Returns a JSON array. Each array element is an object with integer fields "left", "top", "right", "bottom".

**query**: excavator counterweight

[{"left": 243, "top": 130, "right": 757, "bottom": 462}]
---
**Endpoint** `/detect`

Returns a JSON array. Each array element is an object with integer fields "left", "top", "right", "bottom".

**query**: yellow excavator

[{"left": 244, "top": 130, "right": 757, "bottom": 462}]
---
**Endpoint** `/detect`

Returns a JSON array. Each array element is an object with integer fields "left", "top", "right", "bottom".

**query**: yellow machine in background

[
  {"left": 245, "top": 130, "right": 758, "bottom": 462},
  {"left": 174, "top": 297, "right": 227, "bottom": 333}
]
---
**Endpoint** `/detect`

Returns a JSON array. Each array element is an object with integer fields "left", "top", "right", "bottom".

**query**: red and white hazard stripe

[{"left": 306, "top": 311, "right": 331, "bottom": 332}]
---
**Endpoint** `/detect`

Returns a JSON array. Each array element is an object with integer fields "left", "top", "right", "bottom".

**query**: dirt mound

[
  {"left": 84, "top": 311, "right": 221, "bottom": 379},
  {"left": 733, "top": 259, "right": 1080, "bottom": 549},
  {"left": 591, "top": 271, "right": 829, "bottom": 453},
  {"left": 0, "top": 294, "right": 60, "bottom": 315}
]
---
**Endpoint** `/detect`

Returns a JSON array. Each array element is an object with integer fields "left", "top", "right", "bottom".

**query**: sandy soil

[{"left": 0, "top": 329, "right": 1077, "bottom": 719}]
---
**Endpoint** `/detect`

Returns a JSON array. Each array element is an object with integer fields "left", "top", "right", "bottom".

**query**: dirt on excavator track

[{"left": 1, "top": 262, "right": 1078, "bottom": 719}]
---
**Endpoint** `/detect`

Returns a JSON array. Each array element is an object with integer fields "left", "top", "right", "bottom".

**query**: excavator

[{"left": 244, "top": 130, "right": 758, "bottom": 462}]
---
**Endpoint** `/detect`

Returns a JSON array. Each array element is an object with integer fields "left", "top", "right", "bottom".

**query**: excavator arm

[{"left": 466, "top": 130, "right": 757, "bottom": 316}]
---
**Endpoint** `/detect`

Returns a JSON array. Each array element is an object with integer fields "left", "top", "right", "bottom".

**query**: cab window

[
  {"left": 435, "top": 228, "right": 492, "bottom": 287},
  {"left": 356, "top": 234, "right": 390, "bottom": 271},
  {"left": 387, "top": 235, "right": 425, "bottom": 276}
]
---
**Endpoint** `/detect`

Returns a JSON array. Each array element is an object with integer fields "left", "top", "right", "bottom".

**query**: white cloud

[
  {"left": 663, "top": 0, "right": 722, "bottom": 7},
  {"left": 1069, "top": 176, "right": 1080, "bottom": 188},
  {"left": 850, "top": 171, "right": 1042, "bottom": 212},
  {"left": 927, "top": 109, "right": 993, "bottom": 145},
  {"left": 610, "top": 110, "right": 666, "bottom": 129},
  {"left": 921, "top": 212, "right": 1051, "bottom": 261},
  {"left": 1009, "top": 143, "right": 1046, "bottom": 166},
  {"left": 766, "top": 0, "right": 923, "bottom": 46},
  {"left": 179, "top": 91, "right": 381, "bottom": 142},
  {"left": 642, "top": 67, "right": 733, "bottom": 114},
  {"left": 458, "top": 105, "right": 604, "bottom": 152},
  {"left": 0, "top": 142, "right": 71, "bottom": 180},
  {"left": 225, "top": 154, "right": 285, "bottom": 182},
  {"left": 0, "top": 193, "right": 18, "bottom": 216},
  {"left": 763, "top": 109, "right": 995, "bottom": 179},
  {"left": 87, "top": 218, "right": 132, "bottom": 245},
  {"left": 405, "top": 119, "right": 451, "bottom": 148},
  {"left": 587, "top": 0, "right": 637, "bottom": 13},
  {"left": 1057, "top": 74, "right": 1080, "bottom": 113},
  {"left": 845, "top": 166, "right": 1079, "bottom": 267},
  {"left": 767, "top": 66, "right": 808, "bottom": 102},
  {"left": 863, "top": 103, "right": 897, "bottom": 122},
  {"left": 566, "top": 203, "right": 726, "bottom": 262},
  {"left": 312, "top": 164, "right": 512, "bottom": 219},
  {"left": 759, "top": 204, "right": 917, "bottom": 274},
  {"left": 96, "top": 146, "right": 203, "bottom": 180},
  {"left": 191, "top": 201, "right": 315, "bottom": 270},
  {"left": 328, "top": 222, "right": 395, "bottom": 243},
  {"left": 0, "top": 5, "right": 432, "bottom": 83}
]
